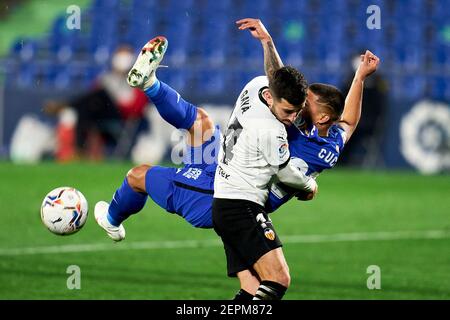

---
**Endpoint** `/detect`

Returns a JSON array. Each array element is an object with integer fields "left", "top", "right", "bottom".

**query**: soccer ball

[{"left": 40, "top": 187, "right": 88, "bottom": 235}]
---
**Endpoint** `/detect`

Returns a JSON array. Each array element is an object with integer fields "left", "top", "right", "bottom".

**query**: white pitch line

[{"left": 0, "top": 229, "right": 449, "bottom": 256}]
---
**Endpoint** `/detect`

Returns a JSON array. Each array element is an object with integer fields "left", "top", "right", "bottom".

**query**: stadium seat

[
  {"left": 394, "top": 45, "right": 425, "bottom": 72},
  {"left": 278, "top": 0, "right": 309, "bottom": 18},
  {"left": 92, "top": 0, "right": 120, "bottom": 11},
  {"left": 159, "top": 67, "right": 187, "bottom": 93},
  {"left": 429, "top": 76, "right": 449, "bottom": 101},
  {"left": 11, "top": 38, "right": 37, "bottom": 62},
  {"left": 16, "top": 62, "right": 37, "bottom": 88},
  {"left": 390, "top": 75, "right": 427, "bottom": 101},
  {"left": 392, "top": 0, "right": 425, "bottom": 18},
  {"left": 405, "top": 77, "right": 427, "bottom": 101},
  {"left": 197, "top": 69, "right": 229, "bottom": 95},
  {"left": 433, "top": 45, "right": 450, "bottom": 69},
  {"left": 3, "top": 0, "right": 446, "bottom": 102}
]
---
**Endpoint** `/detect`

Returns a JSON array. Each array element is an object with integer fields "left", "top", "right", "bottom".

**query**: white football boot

[
  {"left": 127, "top": 36, "right": 168, "bottom": 90},
  {"left": 94, "top": 201, "right": 126, "bottom": 242}
]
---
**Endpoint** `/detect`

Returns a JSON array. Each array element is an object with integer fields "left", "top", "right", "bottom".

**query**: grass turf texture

[{"left": 0, "top": 162, "right": 449, "bottom": 299}]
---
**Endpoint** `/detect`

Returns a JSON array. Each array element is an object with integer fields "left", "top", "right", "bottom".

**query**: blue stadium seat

[
  {"left": 34, "top": 60, "right": 60, "bottom": 88},
  {"left": 324, "top": 0, "right": 350, "bottom": 16},
  {"left": 394, "top": 45, "right": 425, "bottom": 72},
  {"left": 127, "top": 18, "right": 158, "bottom": 49},
  {"left": 231, "top": 70, "right": 260, "bottom": 93},
  {"left": 239, "top": 0, "right": 272, "bottom": 20},
  {"left": 209, "top": 0, "right": 233, "bottom": 12},
  {"left": 5, "top": 0, "right": 445, "bottom": 104},
  {"left": 391, "top": 0, "right": 425, "bottom": 18},
  {"left": 446, "top": 82, "right": 450, "bottom": 101},
  {"left": 405, "top": 76, "right": 427, "bottom": 101},
  {"left": 10, "top": 38, "right": 37, "bottom": 62},
  {"left": 390, "top": 75, "right": 426, "bottom": 101},
  {"left": 433, "top": 45, "right": 450, "bottom": 68},
  {"left": 16, "top": 62, "right": 37, "bottom": 88},
  {"left": 278, "top": 0, "right": 310, "bottom": 18},
  {"left": 280, "top": 40, "right": 304, "bottom": 67},
  {"left": 131, "top": 0, "right": 157, "bottom": 11},
  {"left": 69, "top": 61, "right": 94, "bottom": 88},
  {"left": 167, "top": 68, "right": 189, "bottom": 93},
  {"left": 400, "top": 21, "right": 426, "bottom": 45},
  {"left": 322, "top": 72, "right": 343, "bottom": 88},
  {"left": 389, "top": 75, "right": 404, "bottom": 100},
  {"left": 321, "top": 44, "right": 348, "bottom": 71},
  {"left": 429, "top": 76, "right": 448, "bottom": 101},
  {"left": 92, "top": 0, "right": 120, "bottom": 11},
  {"left": 429, "top": 0, "right": 450, "bottom": 21},
  {"left": 197, "top": 70, "right": 229, "bottom": 95},
  {"left": 52, "top": 64, "right": 72, "bottom": 89},
  {"left": 166, "top": 20, "right": 192, "bottom": 45}
]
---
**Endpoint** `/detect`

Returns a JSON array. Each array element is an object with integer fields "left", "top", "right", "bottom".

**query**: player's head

[
  {"left": 302, "top": 83, "right": 345, "bottom": 128},
  {"left": 111, "top": 45, "right": 135, "bottom": 75},
  {"left": 265, "top": 66, "right": 308, "bottom": 126}
]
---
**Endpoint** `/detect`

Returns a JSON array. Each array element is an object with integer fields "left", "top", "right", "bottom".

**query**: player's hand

[
  {"left": 236, "top": 18, "right": 272, "bottom": 42},
  {"left": 356, "top": 50, "right": 380, "bottom": 80},
  {"left": 296, "top": 190, "right": 315, "bottom": 201},
  {"left": 296, "top": 182, "right": 318, "bottom": 201}
]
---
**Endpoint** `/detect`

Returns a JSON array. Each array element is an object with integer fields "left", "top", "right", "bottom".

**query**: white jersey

[{"left": 214, "top": 76, "right": 290, "bottom": 206}]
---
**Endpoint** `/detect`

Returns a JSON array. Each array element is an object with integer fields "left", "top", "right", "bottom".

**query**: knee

[
  {"left": 126, "top": 164, "right": 151, "bottom": 193},
  {"left": 269, "top": 266, "right": 291, "bottom": 288},
  {"left": 278, "top": 269, "right": 291, "bottom": 288}
]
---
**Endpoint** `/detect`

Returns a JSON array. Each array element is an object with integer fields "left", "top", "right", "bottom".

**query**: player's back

[
  {"left": 266, "top": 123, "right": 347, "bottom": 212},
  {"left": 214, "top": 76, "right": 289, "bottom": 206}
]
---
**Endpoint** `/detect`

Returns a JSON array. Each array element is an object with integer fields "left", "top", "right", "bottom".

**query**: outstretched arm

[
  {"left": 276, "top": 162, "right": 318, "bottom": 195},
  {"left": 236, "top": 18, "right": 284, "bottom": 81},
  {"left": 338, "top": 50, "right": 380, "bottom": 142}
]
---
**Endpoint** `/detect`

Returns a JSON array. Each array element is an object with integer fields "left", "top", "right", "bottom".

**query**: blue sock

[
  {"left": 144, "top": 80, "right": 198, "bottom": 130},
  {"left": 107, "top": 178, "right": 147, "bottom": 226}
]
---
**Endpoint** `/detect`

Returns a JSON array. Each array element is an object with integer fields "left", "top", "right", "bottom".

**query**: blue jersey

[{"left": 265, "top": 123, "right": 347, "bottom": 213}]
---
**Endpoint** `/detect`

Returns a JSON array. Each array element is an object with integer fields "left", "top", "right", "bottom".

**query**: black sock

[
  {"left": 253, "top": 280, "right": 287, "bottom": 300},
  {"left": 233, "top": 289, "right": 254, "bottom": 301}
]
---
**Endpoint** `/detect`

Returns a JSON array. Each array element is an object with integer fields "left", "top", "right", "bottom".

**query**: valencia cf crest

[{"left": 264, "top": 228, "right": 276, "bottom": 241}]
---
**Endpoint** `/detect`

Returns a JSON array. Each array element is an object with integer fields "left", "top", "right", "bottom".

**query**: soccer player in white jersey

[
  {"left": 212, "top": 38, "right": 319, "bottom": 301},
  {"left": 227, "top": 18, "right": 379, "bottom": 300}
]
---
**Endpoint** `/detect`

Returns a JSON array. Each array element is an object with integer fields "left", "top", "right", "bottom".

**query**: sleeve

[
  {"left": 258, "top": 123, "right": 291, "bottom": 167},
  {"left": 276, "top": 161, "right": 317, "bottom": 193},
  {"left": 334, "top": 125, "right": 348, "bottom": 150}
]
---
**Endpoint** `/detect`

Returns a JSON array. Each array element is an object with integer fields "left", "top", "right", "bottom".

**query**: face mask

[{"left": 112, "top": 51, "right": 134, "bottom": 73}]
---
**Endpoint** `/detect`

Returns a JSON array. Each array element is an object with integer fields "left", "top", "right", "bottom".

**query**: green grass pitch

[{"left": 0, "top": 162, "right": 449, "bottom": 299}]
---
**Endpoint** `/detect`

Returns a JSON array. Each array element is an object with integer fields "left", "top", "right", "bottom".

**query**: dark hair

[
  {"left": 309, "top": 83, "right": 345, "bottom": 121},
  {"left": 269, "top": 66, "right": 308, "bottom": 107}
]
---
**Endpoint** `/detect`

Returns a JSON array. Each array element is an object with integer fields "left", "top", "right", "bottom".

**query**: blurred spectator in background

[
  {"left": 44, "top": 45, "right": 149, "bottom": 161},
  {"left": 339, "top": 52, "right": 388, "bottom": 167}
]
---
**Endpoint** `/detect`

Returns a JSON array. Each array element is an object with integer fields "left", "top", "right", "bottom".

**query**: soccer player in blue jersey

[{"left": 95, "top": 19, "right": 379, "bottom": 299}]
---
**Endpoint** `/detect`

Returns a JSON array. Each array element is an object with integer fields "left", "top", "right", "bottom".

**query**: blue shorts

[{"left": 145, "top": 127, "right": 220, "bottom": 228}]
